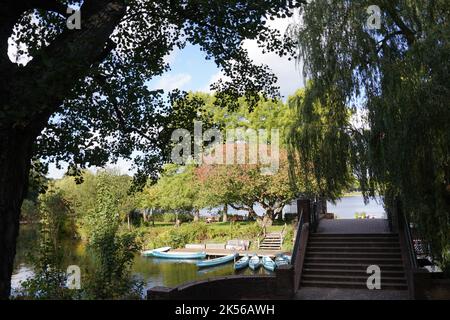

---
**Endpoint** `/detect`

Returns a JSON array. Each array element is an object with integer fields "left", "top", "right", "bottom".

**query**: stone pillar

[{"left": 297, "top": 198, "right": 311, "bottom": 224}]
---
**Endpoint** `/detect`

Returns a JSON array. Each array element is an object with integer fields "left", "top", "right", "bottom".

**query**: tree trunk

[
  {"left": 265, "top": 208, "right": 275, "bottom": 223},
  {"left": 193, "top": 209, "right": 200, "bottom": 222},
  {"left": 0, "top": 129, "right": 34, "bottom": 299},
  {"left": 222, "top": 204, "right": 228, "bottom": 222}
]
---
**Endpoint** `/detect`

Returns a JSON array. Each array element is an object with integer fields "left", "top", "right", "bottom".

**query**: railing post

[{"left": 297, "top": 199, "right": 311, "bottom": 224}]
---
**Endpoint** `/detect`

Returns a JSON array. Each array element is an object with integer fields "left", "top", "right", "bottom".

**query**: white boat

[{"left": 141, "top": 246, "right": 171, "bottom": 256}]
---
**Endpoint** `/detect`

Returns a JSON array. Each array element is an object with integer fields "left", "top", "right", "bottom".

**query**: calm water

[
  {"left": 11, "top": 225, "right": 271, "bottom": 297},
  {"left": 327, "top": 195, "right": 386, "bottom": 219}
]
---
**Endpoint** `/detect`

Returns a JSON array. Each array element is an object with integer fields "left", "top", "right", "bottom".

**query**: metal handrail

[
  {"left": 397, "top": 199, "right": 418, "bottom": 269},
  {"left": 309, "top": 201, "right": 319, "bottom": 233}
]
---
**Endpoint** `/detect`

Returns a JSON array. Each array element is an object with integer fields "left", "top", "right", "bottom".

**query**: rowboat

[
  {"left": 262, "top": 256, "right": 276, "bottom": 272},
  {"left": 234, "top": 254, "right": 249, "bottom": 270},
  {"left": 282, "top": 254, "right": 292, "bottom": 263},
  {"left": 141, "top": 246, "right": 171, "bottom": 256},
  {"left": 197, "top": 252, "right": 238, "bottom": 268},
  {"left": 275, "top": 255, "right": 289, "bottom": 267},
  {"left": 151, "top": 250, "right": 207, "bottom": 259},
  {"left": 248, "top": 254, "right": 261, "bottom": 270}
]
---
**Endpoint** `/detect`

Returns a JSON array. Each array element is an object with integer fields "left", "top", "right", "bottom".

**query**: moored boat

[
  {"left": 248, "top": 254, "right": 261, "bottom": 270},
  {"left": 275, "top": 255, "right": 289, "bottom": 267},
  {"left": 197, "top": 252, "right": 238, "bottom": 268},
  {"left": 262, "top": 256, "right": 276, "bottom": 272},
  {"left": 282, "top": 254, "right": 292, "bottom": 263},
  {"left": 141, "top": 246, "right": 171, "bottom": 256},
  {"left": 234, "top": 254, "right": 249, "bottom": 270},
  {"left": 151, "top": 250, "right": 207, "bottom": 259}
]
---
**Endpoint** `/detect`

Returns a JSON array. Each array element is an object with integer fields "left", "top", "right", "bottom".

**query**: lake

[
  {"left": 11, "top": 225, "right": 272, "bottom": 297},
  {"left": 327, "top": 195, "right": 386, "bottom": 219},
  {"left": 11, "top": 195, "right": 385, "bottom": 296}
]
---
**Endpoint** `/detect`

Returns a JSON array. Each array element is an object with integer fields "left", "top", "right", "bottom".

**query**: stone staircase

[
  {"left": 301, "top": 233, "right": 408, "bottom": 290},
  {"left": 259, "top": 232, "right": 283, "bottom": 250}
]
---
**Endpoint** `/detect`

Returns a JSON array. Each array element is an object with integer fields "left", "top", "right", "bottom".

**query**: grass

[{"left": 136, "top": 219, "right": 294, "bottom": 252}]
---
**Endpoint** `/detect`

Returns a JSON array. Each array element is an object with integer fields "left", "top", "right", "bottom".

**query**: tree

[
  {"left": 82, "top": 172, "right": 142, "bottom": 299},
  {"left": 141, "top": 164, "right": 200, "bottom": 221},
  {"left": 288, "top": 1, "right": 450, "bottom": 270},
  {"left": 196, "top": 148, "right": 302, "bottom": 222},
  {"left": 0, "top": 1, "right": 303, "bottom": 297}
]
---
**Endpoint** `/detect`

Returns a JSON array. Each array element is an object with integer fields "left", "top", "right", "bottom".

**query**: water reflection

[{"left": 13, "top": 225, "right": 274, "bottom": 296}]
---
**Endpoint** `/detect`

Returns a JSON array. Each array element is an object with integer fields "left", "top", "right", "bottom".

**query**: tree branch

[
  {"left": 382, "top": 2, "right": 416, "bottom": 46},
  {"left": 6, "top": 0, "right": 126, "bottom": 131}
]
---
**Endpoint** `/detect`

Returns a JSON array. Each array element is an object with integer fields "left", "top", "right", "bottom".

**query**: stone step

[
  {"left": 303, "top": 268, "right": 405, "bottom": 277},
  {"left": 308, "top": 246, "right": 401, "bottom": 253},
  {"left": 308, "top": 241, "right": 401, "bottom": 247},
  {"left": 309, "top": 237, "right": 399, "bottom": 243},
  {"left": 310, "top": 233, "right": 398, "bottom": 237},
  {"left": 304, "top": 257, "right": 404, "bottom": 264},
  {"left": 306, "top": 251, "right": 403, "bottom": 259},
  {"left": 301, "top": 280, "right": 408, "bottom": 290},
  {"left": 302, "top": 274, "right": 407, "bottom": 284},
  {"left": 303, "top": 262, "right": 405, "bottom": 271}
]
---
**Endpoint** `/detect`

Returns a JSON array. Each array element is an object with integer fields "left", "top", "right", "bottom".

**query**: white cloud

[
  {"left": 202, "top": 70, "right": 231, "bottom": 92},
  {"left": 203, "top": 11, "right": 304, "bottom": 100},
  {"left": 243, "top": 11, "right": 304, "bottom": 99},
  {"left": 151, "top": 73, "right": 192, "bottom": 92}
]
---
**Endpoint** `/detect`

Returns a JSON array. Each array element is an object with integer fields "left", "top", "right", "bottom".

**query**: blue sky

[
  {"left": 48, "top": 14, "right": 305, "bottom": 178},
  {"left": 147, "top": 44, "right": 219, "bottom": 93}
]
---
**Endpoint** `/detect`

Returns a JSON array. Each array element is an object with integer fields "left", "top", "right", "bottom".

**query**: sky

[{"left": 47, "top": 13, "right": 304, "bottom": 179}]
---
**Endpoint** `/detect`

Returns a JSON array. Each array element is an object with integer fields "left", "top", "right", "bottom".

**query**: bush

[{"left": 141, "top": 221, "right": 263, "bottom": 250}]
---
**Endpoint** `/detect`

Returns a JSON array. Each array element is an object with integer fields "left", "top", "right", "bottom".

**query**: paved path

[
  {"left": 316, "top": 218, "right": 390, "bottom": 234},
  {"left": 295, "top": 287, "right": 409, "bottom": 300}
]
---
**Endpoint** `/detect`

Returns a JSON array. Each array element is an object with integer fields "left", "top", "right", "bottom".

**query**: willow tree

[
  {"left": 0, "top": 0, "right": 302, "bottom": 298},
  {"left": 288, "top": 1, "right": 450, "bottom": 270}
]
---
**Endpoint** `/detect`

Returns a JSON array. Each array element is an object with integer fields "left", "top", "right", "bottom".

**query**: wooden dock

[{"left": 170, "top": 248, "right": 288, "bottom": 258}]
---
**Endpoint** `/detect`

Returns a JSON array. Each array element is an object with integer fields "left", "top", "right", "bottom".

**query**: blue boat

[
  {"left": 262, "top": 256, "right": 276, "bottom": 272},
  {"left": 282, "top": 254, "right": 292, "bottom": 263},
  {"left": 151, "top": 250, "right": 206, "bottom": 259},
  {"left": 141, "top": 246, "right": 171, "bottom": 257},
  {"left": 248, "top": 254, "right": 261, "bottom": 270},
  {"left": 197, "top": 252, "right": 238, "bottom": 268},
  {"left": 234, "top": 254, "right": 249, "bottom": 270},
  {"left": 275, "top": 255, "right": 289, "bottom": 267}
]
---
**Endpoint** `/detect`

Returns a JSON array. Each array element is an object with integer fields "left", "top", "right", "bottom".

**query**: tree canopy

[
  {"left": 0, "top": 0, "right": 304, "bottom": 298},
  {"left": 288, "top": 0, "right": 450, "bottom": 270}
]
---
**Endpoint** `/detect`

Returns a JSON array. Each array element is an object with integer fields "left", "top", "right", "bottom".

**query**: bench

[
  {"left": 205, "top": 243, "right": 226, "bottom": 250},
  {"left": 185, "top": 243, "right": 206, "bottom": 250},
  {"left": 225, "top": 239, "right": 250, "bottom": 251}
]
